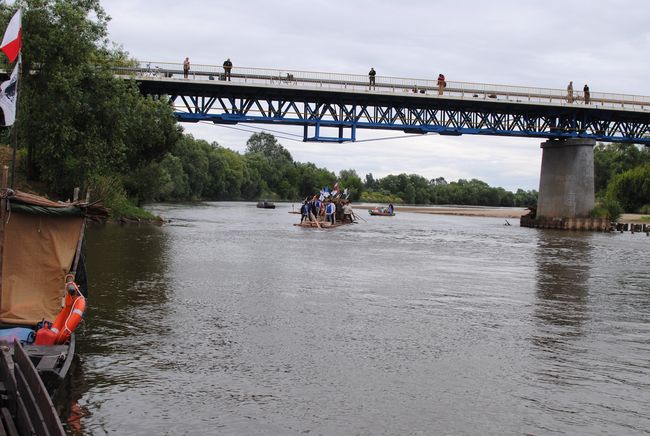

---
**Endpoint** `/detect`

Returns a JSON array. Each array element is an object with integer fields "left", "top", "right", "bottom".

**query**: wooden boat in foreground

[
  {"left": 0, "top": 187, "right": 106, "bottom": 404},
  {"left": 0, "top": 340, "right": 66, "bottom": 434}
]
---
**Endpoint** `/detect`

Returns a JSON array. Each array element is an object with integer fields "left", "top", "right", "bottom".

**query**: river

[{"left": 68, "top": 202, "right": 650, "bottom": 435}]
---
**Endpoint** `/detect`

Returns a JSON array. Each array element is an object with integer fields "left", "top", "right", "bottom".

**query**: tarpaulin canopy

[{"left": 0, "top": 189, "right": 105, "bottom": 325}]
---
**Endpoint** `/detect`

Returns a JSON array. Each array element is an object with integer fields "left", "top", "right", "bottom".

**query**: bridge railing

[{"left": 116, "top": 61, "right": 650, "bottom": 112}]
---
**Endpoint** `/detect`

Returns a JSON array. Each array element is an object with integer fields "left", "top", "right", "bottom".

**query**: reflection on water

[
  {"left": 534, "top": 231, "right": 592, "bottom": 333},
  {"left": 66, "top": 203, "right": 650, "bottom": 435}
]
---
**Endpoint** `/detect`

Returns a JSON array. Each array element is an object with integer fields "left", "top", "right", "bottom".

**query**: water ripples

[{"left": 73, "top": 203, "right": 650, "bottom": 434}]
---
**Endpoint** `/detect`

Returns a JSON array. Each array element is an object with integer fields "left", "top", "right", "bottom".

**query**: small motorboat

[{"left": 256, "top": 201, "right": 276, "bottom": 209}]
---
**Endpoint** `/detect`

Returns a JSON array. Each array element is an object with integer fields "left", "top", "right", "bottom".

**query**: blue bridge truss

[{"left": 129, "top": 70, "right": 650, "bottom": 145}]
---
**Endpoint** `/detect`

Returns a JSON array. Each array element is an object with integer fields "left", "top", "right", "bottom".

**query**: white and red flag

[
  {"left": 0, "top": 61, "right": 19, "bottom": 126},
  {"left": 1, "top": 9, "right": 22, "bottom": 63}
]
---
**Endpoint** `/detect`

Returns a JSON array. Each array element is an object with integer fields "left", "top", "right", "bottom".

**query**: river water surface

[{"left": 70, "top": 202, "right": 650, "bottom": 435}]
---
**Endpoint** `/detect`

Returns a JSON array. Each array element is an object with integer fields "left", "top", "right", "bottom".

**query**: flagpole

[{"left": 8, "top": 52, "right": 21, "bottom": 189}]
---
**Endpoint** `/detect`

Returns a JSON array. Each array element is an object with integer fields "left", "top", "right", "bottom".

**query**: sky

[{"left": 101, "top": 0, "right": 650, "bottom": 191}]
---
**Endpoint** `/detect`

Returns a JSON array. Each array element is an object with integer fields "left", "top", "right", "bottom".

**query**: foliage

[
  {"left": 360, "top": 190, "right": 403, "bottom": 204},
  {"left": 591, "top": 198, "right": 623, "bottom": 222},
  {"left": 338, "top": 169, "right": 363, "bottom": 201},
  {"left": 605, "top": 163, "right": 650, "bottom": 213},
  {"left": 1, "top": 0, "right": 179, "bottom": 215},
  {"left": 594, "top": 143, "right": 650, "bottom": 197}
]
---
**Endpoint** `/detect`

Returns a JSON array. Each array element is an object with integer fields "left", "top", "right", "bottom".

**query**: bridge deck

[
  {"left": 119, "top": 61, "right": 650, "bottom": 114},
  {"left": 118, "top": 61, "right": 650, "bottom": 144}
]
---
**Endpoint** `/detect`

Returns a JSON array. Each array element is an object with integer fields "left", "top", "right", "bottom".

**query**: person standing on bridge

[
  {"left": 583, "top": 84, "right": 590, "bottom": 104},
  {"left": 183, "top": 57, "right": 190, "bottom": 79},
  {"left": 368, "top": 68, "right": 376, "bottom": 90},
  {"left": 437, "top": 73, "right": 446, "bottom": 95},
  {"left": 567, "top": 81, "right": 574, "bottom": 103},
  {"left": 223, "top": 58, "right": 233, "bottom": 81}
]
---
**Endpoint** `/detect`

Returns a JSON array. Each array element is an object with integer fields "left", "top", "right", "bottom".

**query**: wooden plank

[
  {"left": 0, "top": 346, "right": 15, "bottom": 416},
  {"left": 20, "top": 345, "right": 68, "bottom": 358},
  {"left": 0, "top": 407, "right": 18, "bottom": 436},
  {"left": 14, "top": 366, "right": 47, "bottom": 436},
  {"left": 14, "top": 343, "right": 64, "bottom": 435},
  {"left": 14, "top": 395, "right": 35, "bottom": 436},
  {"left": 35, "top": 356, "right": 60, "bottom": 372},
  {"left": 0, "top": 166, "right": 7, "bottom": 299},
  {"left": 0, "top": 407, "right": 8, "bottom": 436}
]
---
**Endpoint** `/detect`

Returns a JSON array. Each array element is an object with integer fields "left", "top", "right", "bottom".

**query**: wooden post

[{"left": 0, "top": 166, "right": 8, "bottom": 308}]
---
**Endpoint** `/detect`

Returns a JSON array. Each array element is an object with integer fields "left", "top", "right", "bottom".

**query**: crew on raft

[{"left": 299, "top": 196, "right": 356, "bottom": 225}]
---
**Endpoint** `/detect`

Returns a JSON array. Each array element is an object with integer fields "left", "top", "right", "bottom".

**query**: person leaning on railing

[{"left": 223, "top": 58, "right": 232, "bottom": 81}]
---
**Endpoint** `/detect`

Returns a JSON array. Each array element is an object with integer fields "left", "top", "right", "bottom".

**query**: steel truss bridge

[{"left": 116, "top": 61, "right": 650, "bottom": 145}]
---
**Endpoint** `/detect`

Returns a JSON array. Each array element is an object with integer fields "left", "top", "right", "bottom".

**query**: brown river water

[{"left": 65, "top": 202, "right": 650, "bottom": 435}]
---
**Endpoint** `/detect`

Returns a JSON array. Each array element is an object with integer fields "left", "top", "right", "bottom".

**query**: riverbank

[{"left": 357, "top": 204, "right": 649, "bottom": 223}]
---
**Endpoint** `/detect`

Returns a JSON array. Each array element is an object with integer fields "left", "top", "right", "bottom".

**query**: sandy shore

[
  {"left": 358, "top": 204, "right": 648, "bottom": 223},
  {"left": 396, "top": 205, "right": 527, "bottom": 218}
]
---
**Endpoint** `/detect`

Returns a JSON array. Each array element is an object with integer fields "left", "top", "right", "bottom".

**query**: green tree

[
  {"left": 606, "top": 163, "right": 650, "bottom": 212},
  {"left": 338, "top": 169, "right": 363, "bottom": 201},
  {"left": 2, "top": 0, "right": 179, "bottom": 208},
  {"left": 594, "top": 143, "right": 650, "bottom": 196}
]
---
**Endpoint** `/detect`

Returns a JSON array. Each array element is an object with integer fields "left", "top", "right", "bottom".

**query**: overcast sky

[{"left": 102, "top": 0, "right": 650, "bottom": 191}]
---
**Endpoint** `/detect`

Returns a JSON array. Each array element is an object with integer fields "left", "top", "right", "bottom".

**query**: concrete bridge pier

[{"left": 537, "top": 138, "right": 596, "bottom": 219}]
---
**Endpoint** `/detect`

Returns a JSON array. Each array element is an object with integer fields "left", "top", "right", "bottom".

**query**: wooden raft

[
  {"left": 293, "top": 221, "right": 351, "bottom": 229},
  {"left": 0, "top": 340, "right": 64, "bottom": 436}
]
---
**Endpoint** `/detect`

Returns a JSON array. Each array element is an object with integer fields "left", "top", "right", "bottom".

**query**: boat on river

[
  {"left": 256, "top": 200, "right": 276, "bottom": 209},
  {"left": 0, "top": 187, "right": 106, "bottom": 402},
  {"left": 368, "top": 207, "right": 395, "bottom": 216}
]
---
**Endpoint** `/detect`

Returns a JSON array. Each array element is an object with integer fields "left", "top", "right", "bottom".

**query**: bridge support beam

[{"left": 537, "top": 138, "right": 596, "bottom": 219}]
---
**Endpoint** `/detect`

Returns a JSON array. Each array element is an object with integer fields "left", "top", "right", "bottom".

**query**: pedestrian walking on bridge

[
  {"left": 368, "top": 68, "right": 376, "bottom": 90},
  {"left": 583, "top": 84, "right": 590, "bottom": 104},
  {"left": 223, "top": 58, "right": 233, "bottom": 81}
]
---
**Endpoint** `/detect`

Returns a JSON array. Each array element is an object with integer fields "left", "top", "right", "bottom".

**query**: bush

[
  {"left": 605, "top": 163, "right": 650, "bottom": 212},
  {"left": 87, "top": 174, "right": 156, "bottom": 220},
  {"left": 600, "top": 198, "right": 623, "bottom": 222},
  {"left": 639, "top": 204, "right": 650, "bottom": 214}
]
